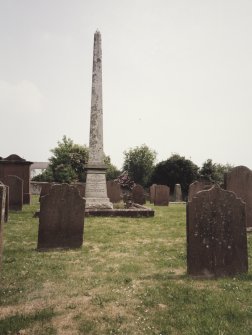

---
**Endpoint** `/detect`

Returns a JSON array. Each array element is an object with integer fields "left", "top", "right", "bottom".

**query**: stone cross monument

[{"left": 84, "top": 30, "right": 113, "bottom": 209}]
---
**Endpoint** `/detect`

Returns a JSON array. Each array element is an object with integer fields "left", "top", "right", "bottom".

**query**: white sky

[{"left": 1, "top": 0, "right": 252, "bottom": 169}]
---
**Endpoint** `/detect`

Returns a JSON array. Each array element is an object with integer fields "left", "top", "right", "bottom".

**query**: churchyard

[
  {"left": 0, "top": 196, "right": 251, "bottom": 335},
  {"left": 0, "top": 29, "right": 251, "bottom": 335}
]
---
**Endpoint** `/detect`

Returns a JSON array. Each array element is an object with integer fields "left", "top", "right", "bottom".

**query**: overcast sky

[{"left": 1, "top": 0, "right": 252, "bottom": 169}]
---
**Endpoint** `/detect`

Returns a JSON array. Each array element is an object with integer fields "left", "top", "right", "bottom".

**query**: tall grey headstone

[
  {"left": 0, "top": 184, "right": 6, "bottom": 269},
  {"left": 187, "top": 185, "right": 248, "bottom": 277},
  {"left": 84, "top": 30, "right": 112, "bottom": 209},
  {"left": 225, "top": 166, "right": 252, "bottom": 229},
  {"left": 174, "top": 184, "right": 182, "bottom": 202}
]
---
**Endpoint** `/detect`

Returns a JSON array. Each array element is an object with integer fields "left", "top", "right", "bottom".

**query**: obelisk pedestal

[{"left": 85, "top": 30, "right": 113, "bottom": 209}]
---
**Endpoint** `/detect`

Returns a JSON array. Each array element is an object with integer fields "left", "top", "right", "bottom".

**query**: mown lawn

[{"left": 0, "top": 196, "right": 251, "bottom": 335}]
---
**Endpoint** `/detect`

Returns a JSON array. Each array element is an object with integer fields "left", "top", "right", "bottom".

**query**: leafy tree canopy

[
  {"left": 199, "top": 159, "right": 233, "bottom": 186},
  {"left": 32, "top": 136, "right": 120, "bottom": 183},
  {"left": 123, "top": 144, "right": 157, "bottom": 187},
  {"left": 33, "top": 136, "right": 89, "bottom": 183},
  {"left": 151, "top": 154, "right": 199, "bottom": 194}
]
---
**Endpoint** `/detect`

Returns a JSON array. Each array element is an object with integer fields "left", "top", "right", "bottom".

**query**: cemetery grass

[{"left": 0, "top": 197, "right": 251, "bottom": 335}]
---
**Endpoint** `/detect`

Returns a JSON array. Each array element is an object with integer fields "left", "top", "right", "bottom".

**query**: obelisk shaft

[
  {"left": 84, "top": 31, "right": 113, "bottom": 209},
  {"left": 89, "top": 30, "right": 104, "bottom": 165}
]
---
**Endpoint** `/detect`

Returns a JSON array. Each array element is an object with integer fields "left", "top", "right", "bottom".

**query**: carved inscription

[{"left": 85, "top": 173, "right": 107, "bottom": 198}]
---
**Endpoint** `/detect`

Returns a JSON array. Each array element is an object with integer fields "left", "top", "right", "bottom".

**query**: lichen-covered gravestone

[
  {"left": 188, "top": 180, "right": 212, "bottom": 202},
  {"left": 107, "top": 180, "right": 122, "bottom": 203},
  {"left": 225, "top": 165, "right": 252, "bottom": 228},
  {"left": 37, "top": 184, "right": 85, "bottom": 250},
  {"left": 132, "top": 184, "right": 146, "bottom": 205},
  {"left": 0, "top": 184, "right": 7, "bottom": 269},
  {"left": 154, "top": 185, "right": 170, "bottom": 206},
  {"left": 1, "top": 175, "right": 23, "bottom": 211},
  {"left": 187, "top": 185, "right": 248, "bottom": 277}
]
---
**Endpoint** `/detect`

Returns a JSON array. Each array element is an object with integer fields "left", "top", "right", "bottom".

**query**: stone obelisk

[{"left": 84, "top": 30, "right": 113, "bottom": 209}]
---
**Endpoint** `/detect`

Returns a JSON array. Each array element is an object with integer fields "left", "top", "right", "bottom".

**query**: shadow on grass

[{"left": 0, "top": 308, "right": 56, "bottom": 335}]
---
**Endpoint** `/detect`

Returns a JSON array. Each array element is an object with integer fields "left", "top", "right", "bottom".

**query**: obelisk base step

[{"left": 84, "top": 197, "right": 113, "bottom": 210}]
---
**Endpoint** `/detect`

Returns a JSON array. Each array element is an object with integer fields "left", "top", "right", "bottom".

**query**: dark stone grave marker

[
  {"left": 187, "top": 185, "right": 248, "bottom": 277},
  {"left": 149, "top": 184, "right": 157, "bottom": 203},
  {"left": 132, "top": 184, "right": 146, "bottom": 205},
  {"left": 154, "top": 185, "right": 170, "bottom": 206},
  {"left": 37, "top": 184, "right": 85, "bottom": 250},
  {"left": 1, "top": 175, "right": 23, "bottom": 211},
  {"left": 107, "top": 180, "right": 122, "bottom": 203},
  {"left": 0, "top": 154, "right": 32, "bottom": 204},
  {"left": 225, "top": 165, "right": 252, "bottom": 228}
]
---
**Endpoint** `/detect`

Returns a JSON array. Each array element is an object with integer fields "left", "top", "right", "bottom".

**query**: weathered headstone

[
  {"left": 132, "top": 184, "right": 146, "bottom": 205},
  {"left": 174, "top": 184, "right": 182, "bottom": 202},
  {"left": 149, "top": 184, "right": 157, "bottom": 203},
  {"left": 188, "top": 180, "right": 212, "bottom": 202},
  {"left": 187, "top": 185, "right": 248, "bottom": 277},
  {"left": 0, "top": 184, "right": 6, "bottom": 269},
  {"left": 1, "top": 175, "right": 23, "bottom": 211},
  {"left": 0, "top": 154, "right": 32, "bottom": 204},
  {"left": 84, "top": 31, "right": 112, "bottom": 209},
  {"left": 107, "top": 180, "right": 122, "bottom": 203},
  {"left": 37, "top": 184, "right": 85, "bottom": 250},
  {"left": 225, "top": 166, "right": 252, "bottom": 228},
  {"left": 154, "top": 185, "right": 170, "bottom": 206}
]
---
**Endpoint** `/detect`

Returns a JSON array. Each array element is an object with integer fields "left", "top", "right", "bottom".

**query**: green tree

[
  {"left": 104, "top": 156, "right": 121, "bottom": 180},
  {"left": 200, "top": 159, "right": 233, "bottom": 186},
  {"left": 32, "top": 136, "right": 120, "bottom": 183},
  {"left": 32, "top": 166, "right": 54, "bottom": 182},
  {"left": 123, "top": 144, "right": 157, "bottom": 187},
  {"left": 33, "top": 136, "right": 89, "bottom": 183},
  {"left": 151, "top": 154, "right": 199, "bottom": 194}
]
